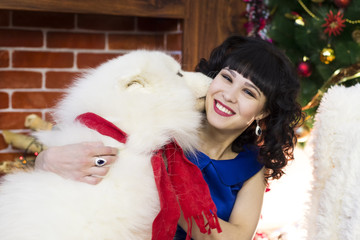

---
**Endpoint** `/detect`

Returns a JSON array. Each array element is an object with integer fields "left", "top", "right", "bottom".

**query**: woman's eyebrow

[
  {"left": 227, "top": 69, "right": 262, "bottom": 96},
  {"left": 227, "top": 69, "right": 237, "bottom": 77},
  {"left": 245, "top": 82, "right": 261, "bottom": 96}
]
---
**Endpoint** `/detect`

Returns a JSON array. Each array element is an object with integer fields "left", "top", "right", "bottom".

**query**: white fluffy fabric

[
  {"left": 0, "top": 50, "right": 211, "bottom": 240},
  {"left": 306, "top": 83, "right": 360, "bottom": 240}
]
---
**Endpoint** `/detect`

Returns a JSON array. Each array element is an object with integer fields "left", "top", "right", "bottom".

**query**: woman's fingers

[
  {"left": 35, "top": 142, "right": 119, "bottom": 185},
  {"left": 82, "top": 175, "right": 103, "bottom": 185}
]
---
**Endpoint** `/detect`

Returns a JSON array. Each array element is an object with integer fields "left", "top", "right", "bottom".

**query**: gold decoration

[
  {"left": 285, "top": 13, "right": 305, "bottom": 26},
  {"left": 320, "top": 46, "right": 335, "bottom": 64},
  {"left": 346, "top": 19, "right": 360, "bottom": 24},
  {"left": 352, "top": 29, "right": 360, "bottom": 44},
  {"left": 25, "top": 114, "right": 53, "bottom": 131},
  {"left": 2, "top": 130, "right": 44, "bottom": 153},
  {"left": 295, "top": 16, "right": 305, "bottom": 26},
  {"left": 297, "top": 0, "right": 320, "bottom": 20},
  {"left": 302, "top": 62, "right": 360, "bottom": 110}
]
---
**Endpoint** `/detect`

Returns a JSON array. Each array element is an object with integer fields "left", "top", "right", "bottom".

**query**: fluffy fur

[
  {"left": 0, "top": 50, "right": 212, "bottom": 240},
  {"left": 306, "top": 83, "right": 360, "bottom": 240}
]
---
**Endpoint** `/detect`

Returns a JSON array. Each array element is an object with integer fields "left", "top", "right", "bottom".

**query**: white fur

[
  {"left": 0, "top": 50, "right": 212, "bottom": 240},
  {"left": 305, "top": 83, "right": 360, "bottom": 240}
]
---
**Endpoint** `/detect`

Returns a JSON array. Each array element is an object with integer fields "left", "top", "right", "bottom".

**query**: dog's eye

[
  {"left": 177, "top": 71, "right": 183, "bottom": 77},
  {"left": 127, "top": 80, "right": 144, "bottom": 88}
]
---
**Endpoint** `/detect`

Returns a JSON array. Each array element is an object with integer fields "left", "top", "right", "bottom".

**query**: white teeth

[{"left": 216, "top": 102, "right": 233, "bottom": 115}]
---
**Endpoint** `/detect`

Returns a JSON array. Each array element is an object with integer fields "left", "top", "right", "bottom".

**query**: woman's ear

[{"left": 257, "top": 110, "right": 270, "bottom": 121}]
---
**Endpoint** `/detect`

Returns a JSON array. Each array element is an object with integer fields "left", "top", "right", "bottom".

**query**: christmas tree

[{"left": 266, "top": 0, "right": 360, "bottom": 131}]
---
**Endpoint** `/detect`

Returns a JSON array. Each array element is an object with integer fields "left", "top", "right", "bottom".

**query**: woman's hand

[{"left": 35, "top": 142, "right": 118, "bottom": 185}]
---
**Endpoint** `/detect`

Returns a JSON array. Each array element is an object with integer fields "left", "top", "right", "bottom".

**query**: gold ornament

[
  {"left": 285, "top": 13, "right": 305, "bottom": 26},
  {"left": 295, "top": 16, "right": 305, "bottom": 26},
  {"left": 352, "top": 29, "right": 360, "bottom": 44},
  {"left": 320, "top": 47, "right": 335, "bottom": 64}
]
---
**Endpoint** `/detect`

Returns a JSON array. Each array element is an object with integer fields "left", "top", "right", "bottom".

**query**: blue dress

[{"left": 174, "top": 145, "right": 263, "bottom": 239}]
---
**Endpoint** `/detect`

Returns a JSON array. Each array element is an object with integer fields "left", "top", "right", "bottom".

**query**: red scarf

[{"left": 76, "top": 112, "right": 221, "bottom": 240}]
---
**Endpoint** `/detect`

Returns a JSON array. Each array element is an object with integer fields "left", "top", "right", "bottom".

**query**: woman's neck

[{"left": 198, "top": 121, "right": 242, "bottom": 160}]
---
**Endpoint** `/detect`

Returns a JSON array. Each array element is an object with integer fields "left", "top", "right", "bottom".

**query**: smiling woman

[{"left": 175, "top": 35, "right": 304, "bottom": 239}]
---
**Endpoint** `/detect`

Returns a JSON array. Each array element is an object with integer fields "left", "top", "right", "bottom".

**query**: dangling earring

[{"left": 255, "top": 119, "right": 262, "bottom": 136}]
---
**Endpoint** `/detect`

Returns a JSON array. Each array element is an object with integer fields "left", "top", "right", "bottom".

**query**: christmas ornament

[
  {"left": 297, "top": 57, "right": 312, "bottom": 77},
  {"left": 285, "top": 12, "right": 305, "bottom": 26},
  {"left": 295, "top": 124, "right": 311, "bottom": 143},
  {"left": 320, "top": 46, "right": 335, "bottom": 64},
  {"left": 334, "top": 0, "right": 351, "bottom": 8},
  {"left": 322, "top": 10, "right": 346, "bottom": 36},
  {"left": 352, "top": 29, "right": 360, "bottom": 44}
]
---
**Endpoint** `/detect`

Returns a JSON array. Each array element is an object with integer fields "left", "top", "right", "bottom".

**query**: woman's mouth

[{"left": 214, "top": 100, "right": 235, "bottom": 117}]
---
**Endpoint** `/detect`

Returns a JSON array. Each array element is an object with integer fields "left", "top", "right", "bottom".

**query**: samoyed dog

[{"left": 0, "top": 50, "right": 211, "bottom": 240}]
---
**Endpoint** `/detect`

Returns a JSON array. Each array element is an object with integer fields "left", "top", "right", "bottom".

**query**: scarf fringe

[
  {"left": 184, "top": 210, "right": 222, "bottom": 239},
  {"left": 185, "top": 217, "right": 193, "bottom": 240}
]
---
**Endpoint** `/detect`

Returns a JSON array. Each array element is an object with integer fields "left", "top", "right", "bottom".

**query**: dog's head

[{"left": 55, "top": 50, "right": 212, "bottom": 151}]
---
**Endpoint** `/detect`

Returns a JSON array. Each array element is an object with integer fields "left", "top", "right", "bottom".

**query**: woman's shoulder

[
  {"left": 187, "top": 145, "right": 263, "bottom": 186},
  {"left": 212, "top": 145, "right": 263, "bottom": 185}
]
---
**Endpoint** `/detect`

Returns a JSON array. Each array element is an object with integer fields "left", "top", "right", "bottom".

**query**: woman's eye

[
  {"left": 244, "top": 89, "right": 256, "bottom": 98},
  {"left": 221, "top": 74, "right": 232, "bottom": 82},
  {"left": 177, "top": 71, "right": 183, "bottom": 77}
]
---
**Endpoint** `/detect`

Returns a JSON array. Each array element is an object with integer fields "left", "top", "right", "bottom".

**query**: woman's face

[{"left": 205, "top": 68, "right": 268, "bottom": 135}]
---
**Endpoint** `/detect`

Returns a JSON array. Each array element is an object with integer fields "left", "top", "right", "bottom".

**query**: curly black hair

[{"left": 195, "top": 35, "right": 305, "bottom": 180}]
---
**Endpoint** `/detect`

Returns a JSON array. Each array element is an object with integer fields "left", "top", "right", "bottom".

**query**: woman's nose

[{"left": 223, "top": 88, "right": 238, "bottom": 103}]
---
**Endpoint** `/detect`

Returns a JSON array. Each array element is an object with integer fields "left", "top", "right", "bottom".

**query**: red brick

[
  {"left": 137, "top": 17, "right": 179, "bottom": 32},
  {"left": 166, "top": 33, "right": 182, "bottom": 51},
  {"left": 12, "top": 91, "right": 64, "bottom": 109},
  {"left": 13, "top": 51, "right": 74, "bottom": 68},
  {"left": 46, "top": 71, "right": 82, "bottom": 89},
  {"left": 0, "top": 152, "right": 22, "bottom": 162},
  {"left": 0, "top": 111, "right": 42, "bottom": 129},
  {"left": 77, "top": 53, "right": 120, "bottom": 69},
  {"left": 13, "top": 11, "right": 74, "bottom": 29},
  {"left": 0, "top": 10, "right": 10, "bottom": 26},
  {"left": 109, "top": 34, "right": 165, "bottom": 50},
  {"left": 0, "top": 92, "right": 9, "bottom": 109},
  {"left": 0, "top": 29, "right": 43, "bottom": 47},
  {"left": 47, "top": 32, "right": 105, "bottom": 49},
  {"left": 78, "top": 14, "right": 135, "bottom": 31},
  {"left": 0, "top": 50, "right": 9, "bottom": 67},
  {"left": 0, "top": 71, "right": 42, "bottom": 88}
]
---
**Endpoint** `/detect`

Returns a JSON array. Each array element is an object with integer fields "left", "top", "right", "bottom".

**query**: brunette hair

[{"left": 195, "top": 35, "right": 304, "bottom": 180}]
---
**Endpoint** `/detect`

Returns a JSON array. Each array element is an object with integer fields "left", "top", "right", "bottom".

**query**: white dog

[{"left": 0, "top": 50, "right": 212, "bottom": 240}]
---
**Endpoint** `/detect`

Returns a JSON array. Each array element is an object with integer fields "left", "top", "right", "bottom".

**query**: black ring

[{"left": 94, "top": 157, "right": 107, "bottom": 167}]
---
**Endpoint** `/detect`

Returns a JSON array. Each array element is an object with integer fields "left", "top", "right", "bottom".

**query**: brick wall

[{"left": 0, "top": 10, "right": 183, "bottom": 162}]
